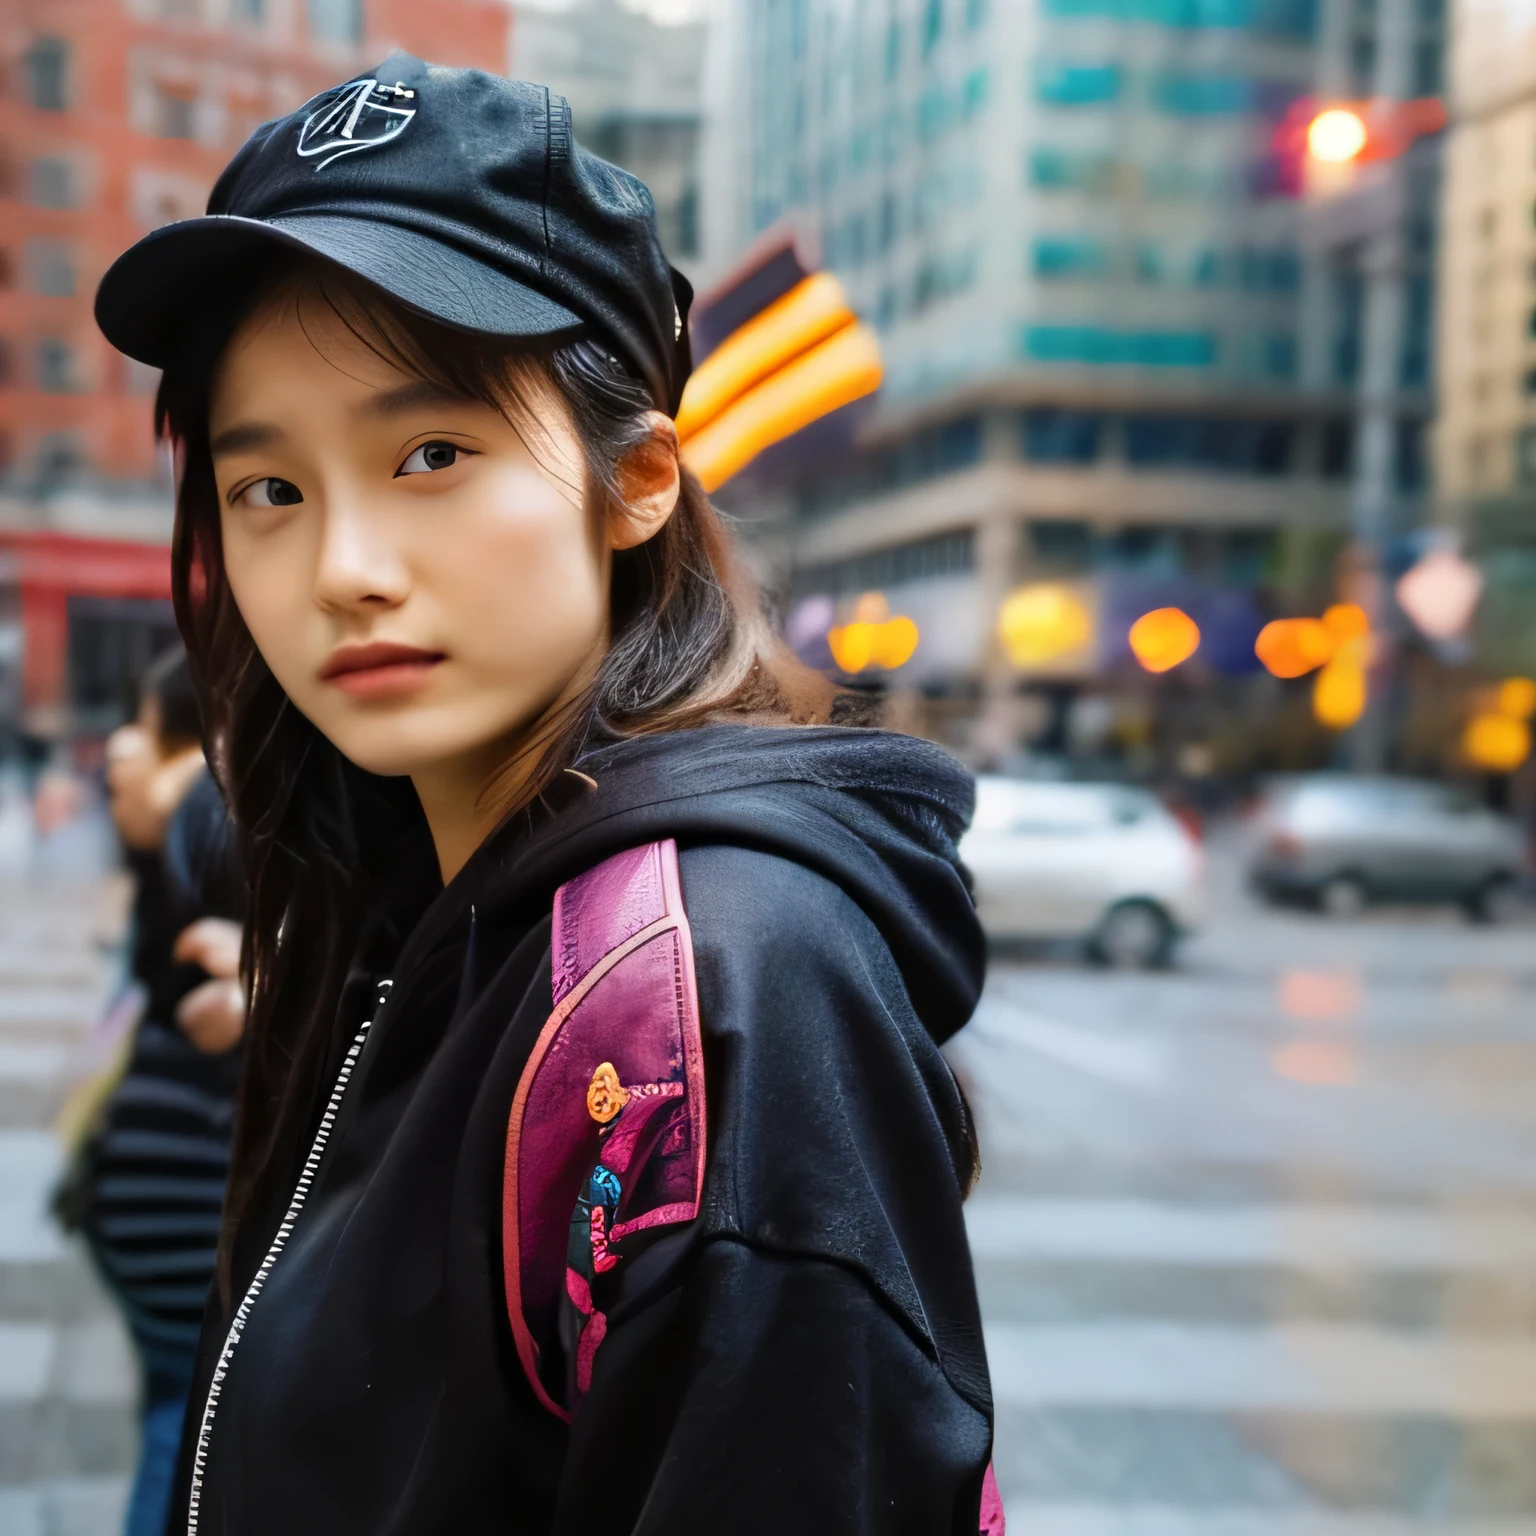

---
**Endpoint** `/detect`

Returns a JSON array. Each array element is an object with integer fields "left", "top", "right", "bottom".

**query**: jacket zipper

[{"left": 185, "top": 980, "right": 391, "bottom": 1536}]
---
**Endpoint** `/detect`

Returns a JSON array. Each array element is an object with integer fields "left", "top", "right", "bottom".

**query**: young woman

[{"left": 95, "top": 57, "right": 1000, "bottom": 1535}]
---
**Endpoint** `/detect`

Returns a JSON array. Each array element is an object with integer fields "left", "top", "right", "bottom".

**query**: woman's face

[{"left": 209, "top": 291, "right": 652, "bottom": 791}]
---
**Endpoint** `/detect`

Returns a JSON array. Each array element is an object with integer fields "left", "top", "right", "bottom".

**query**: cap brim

[{"left": 95, "top": 213, "right": 586, "bottom": 368}]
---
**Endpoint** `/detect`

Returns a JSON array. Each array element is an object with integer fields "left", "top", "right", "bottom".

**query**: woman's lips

[{"left": 320, "top": 642, "right": 445, "bottom": 700}]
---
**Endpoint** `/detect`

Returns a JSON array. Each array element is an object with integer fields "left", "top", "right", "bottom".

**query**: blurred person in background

[{"left": 60, "top": 645, "right": 246, "bottom": 1536}]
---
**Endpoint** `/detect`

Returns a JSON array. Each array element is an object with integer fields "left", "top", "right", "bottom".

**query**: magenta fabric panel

[
  {"left": 550, "top": 840, "right": 666, "bottom": 1006},
  {"left": 979, "top": 1462, "right": 1006, "bottom": 1533},
  {"left": 503, "top": 838, "right": 706, "bottom": 1422}
]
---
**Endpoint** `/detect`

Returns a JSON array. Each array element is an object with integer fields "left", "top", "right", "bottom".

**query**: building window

[
  {"left": 1029, "top": 147, "right": 1116, "bottom": 194},
  {"left": 1333, "top": 268, "right": 1363, "bottom": 384},
  {"left": 26, "top": 238, "right": 75, "bottom": 298},
  {"left": 1035, "top": 62, "right": 1123, "bottom": 106},
  {"left": 1401, "top": 272, "right": 1431, "bottom": 388},
  {"left": 1123, "top": 415, "right": 1294, "bottom": 474},
  {"left": 1350, "top": 33, "right": 1377, "bottom": 91},
  {"left": 1021, "top": 325, "right": 1217, "bottom": 367},
  {"left": 1023, "top": 409, "right": 1103, "bottom": 463},
  {"left": 963, "top": 67, "right": 989, "bottom": 117},
  {"left": 923, "top": 0, "right": 944, "bottom": 54},
  {"left": 36, "top": 430, "right": 84, "bottom": 485},
  {"left": 1028, "top": 520, "right": 1094, "bottom": 571},
  {"left": 1262, "top": 332, "right": 1297, "bottom": 380},
  {"left": 1032, "top": 237, "right": 1108, "bottom": 279},
  {"left": 37, "top": 339, "right": 76, "bottom": 394},
  {"left": 24, "top": 37, "right": 70, "bottom": 112},
  {"left": 1152, "top": 72, "right": 1301, "bottom": 115},
  {"left": 28, "top": 157, "right": 76, "bottom": 209},
  {"left": 1395, "top": 419, "right": 1424, "bottom": 492},
  {"left": 308, "top": 0, "right": 364, "bottom": 44},
  {"left": 157, "top": 89, "right": 196, "bottom": 140},
  {"left": 792, "top": 529, "right": 978, "bottom": 600},
  {"left": 795, "top": 421, "right": 984, "bottom": 519},
  {"left": 1320, "top": 419, "right": 1353, "bottom": 479},
  {"left": 1413, "top": 39, "right": 1441, "bottom": 94}
]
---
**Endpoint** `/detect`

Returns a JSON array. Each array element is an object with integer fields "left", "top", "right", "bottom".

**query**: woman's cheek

[
  {"left": 451, "top": 476, "right": 607, "bottom": 674},
  {"left": 223, "top": 536, "right": 318, "bottom": 704}
]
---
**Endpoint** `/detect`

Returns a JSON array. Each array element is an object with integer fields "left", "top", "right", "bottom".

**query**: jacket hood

[{"left": 436, "top": 724, "right": 985, "bottom": 1048}]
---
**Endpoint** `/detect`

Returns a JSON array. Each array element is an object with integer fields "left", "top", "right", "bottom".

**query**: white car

[{"left": 959, "top": 777, "right": 1204, "bottom": 967}]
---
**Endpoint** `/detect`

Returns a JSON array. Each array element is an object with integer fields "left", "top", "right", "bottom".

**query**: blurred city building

[
  {"left": 701, "top": 0, "right": 1444, "bottom": 775},
  {"left": 1434, "top": 0, "right": 1536, "bottom": 680},
  {"left": 0, "top": 0, "right": 509, "bottom": 742},
  {"left": 511, "top": 0, "right": 705, "bottom": 278}
]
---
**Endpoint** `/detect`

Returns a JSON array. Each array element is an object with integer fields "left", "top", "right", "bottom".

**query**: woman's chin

[{"left": 319, "top": 707, "right": 531, "bottom": 787}]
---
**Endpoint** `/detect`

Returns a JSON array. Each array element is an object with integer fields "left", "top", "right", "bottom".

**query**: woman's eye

[
  {"left": 397, "top": 441, "right": 464, "bottom": 476},
  {"left": 238, "top": 477, "right": 303, "bottom": 508}
]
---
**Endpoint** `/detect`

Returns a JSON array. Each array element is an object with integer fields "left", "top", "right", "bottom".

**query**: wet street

[
  {"left": 2, "top": 836, "right": 1535, "bottom": 1532},
  {"left": 0, "top": 867, "right": 136, "bottom": 1532},
  {"left": 951, "top": 841, "right": 1536, "bottom": 1534}
]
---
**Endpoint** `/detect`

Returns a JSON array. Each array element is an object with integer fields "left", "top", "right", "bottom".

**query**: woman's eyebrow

[
  {"left": 356, "top": 380, "right": 470, "bottom": 419},
  {"left": 210, "top": 421, "right": 284, "bottom": 456}
]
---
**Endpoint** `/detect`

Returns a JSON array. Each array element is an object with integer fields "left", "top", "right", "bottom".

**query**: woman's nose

[{"left": 312, "top": 494, "right": 410, "bottom": 612}]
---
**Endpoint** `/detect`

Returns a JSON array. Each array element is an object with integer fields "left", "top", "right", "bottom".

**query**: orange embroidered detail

[{"left": 585, "top": 1061, "right": 630, "bottom": 1124}]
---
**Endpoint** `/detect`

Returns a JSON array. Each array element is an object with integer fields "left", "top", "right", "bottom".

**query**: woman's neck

[
  {"left": 410, "top": 657, "right": 603, "bottom": 886},
  {"left": 410, "top": 750, "right": 516, "bottom": 887}
]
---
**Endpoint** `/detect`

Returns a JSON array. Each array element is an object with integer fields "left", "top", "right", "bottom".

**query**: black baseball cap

[{"left": 95, "top": 54, "right": 694, "bottom": 416}]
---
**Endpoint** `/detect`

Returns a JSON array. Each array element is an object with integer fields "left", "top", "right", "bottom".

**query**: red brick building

[{"left": 0, "top": 0, "right": 510, "bottom": 735}]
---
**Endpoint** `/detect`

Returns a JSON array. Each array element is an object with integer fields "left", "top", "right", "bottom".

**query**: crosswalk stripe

[
  {"left": 985, "top": 1321, "right": 1536, "bottom": 1415},
  {"left": 967, "top": 1199, "right": 1536, "bottom": 1269}
]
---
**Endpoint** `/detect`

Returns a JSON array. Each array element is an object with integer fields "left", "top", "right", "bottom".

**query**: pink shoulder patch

[
  {"left": 979, "top": 1461, "right": 1006, "bottom": 1534},
  {"left": 502, "top": 839, "right": 705, "bottom": 1421}
]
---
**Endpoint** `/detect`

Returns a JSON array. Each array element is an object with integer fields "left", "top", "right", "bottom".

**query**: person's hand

[
  {"left": 175, "top": 977, "right": 246, "bottom": 1054},
  {"left": 173, "top": 918, "right": 243, "bottom": 979}
]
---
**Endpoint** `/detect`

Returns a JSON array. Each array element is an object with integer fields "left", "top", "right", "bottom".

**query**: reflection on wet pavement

[{"left": 948, "top": 839, "right": 1536, "bottom": 1534}]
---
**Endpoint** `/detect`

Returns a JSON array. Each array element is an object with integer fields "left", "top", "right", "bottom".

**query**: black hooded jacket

[{"left": 177, "top": 726, "right": 993, "bottom": 1535}]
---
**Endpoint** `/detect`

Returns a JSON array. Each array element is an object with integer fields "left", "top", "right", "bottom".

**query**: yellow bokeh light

[
  {"left": 1497, "top": 677, "right": 1536, "bottom": 721},
  {"left": 1313, "top": 657, "right": 1367, "bottom": 729},
  {"left": 827, "top": 592, "right": 920, "bottom": 674},
  {"left": 1464, "top": 713, "right": 1532, "bottom": 772},
  {"left": 1128, "top": 607, "right": 1201, "bottom": 673},
  {"left": 1307, "top": 108, "right": 1368, "bottom": 164},
  {"left": 998, "top": 584, "right": 1093, "bottom": 667}
]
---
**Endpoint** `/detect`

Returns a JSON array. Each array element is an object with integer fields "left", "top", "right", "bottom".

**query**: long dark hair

[{"left": 157, "top": 257, "right": 833, "bottom": 1292}]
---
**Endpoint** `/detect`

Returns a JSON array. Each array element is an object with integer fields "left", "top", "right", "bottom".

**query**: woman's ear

[{"left": 609, "top": 412, "right": 682, "bottom": 551}]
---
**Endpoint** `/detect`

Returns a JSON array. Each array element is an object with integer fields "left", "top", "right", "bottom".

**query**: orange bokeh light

[
  {"left": 1255, "top": 617, "right": 1333, "bottom": 678},
  {"left": 1128, "top": 607, "right": 1200, "bottom": 673},
  {"left": 1322, "top": 602, "right": 1370, "bottom": 642},
  {"left": 827, "top": 592, "right": 920, "bottom": 674}
]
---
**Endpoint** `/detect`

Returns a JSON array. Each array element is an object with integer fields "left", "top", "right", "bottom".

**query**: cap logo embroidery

[{"left": 297, "top": 78, "right": 416, "bottom": 171}]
